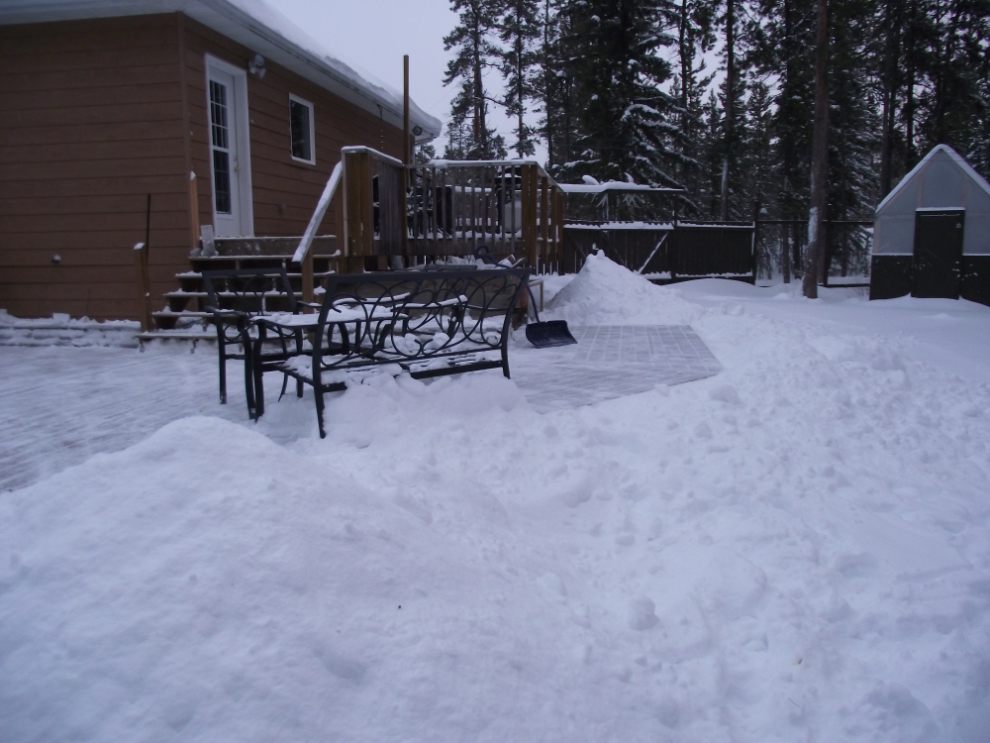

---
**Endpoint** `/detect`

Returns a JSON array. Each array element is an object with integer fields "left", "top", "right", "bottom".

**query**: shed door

[
  {"left": 206, "top": 59, "right": 253, "bottom": 237},
  {"left": 912, "top": 209, "right": 964, "bottom": 299}
]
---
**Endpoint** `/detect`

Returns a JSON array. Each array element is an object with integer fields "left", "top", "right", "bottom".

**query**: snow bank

[
  {"left": 0, "top": 310, "right": 139, "bottom": 348},
  {"left": 546, "top": 251, "right": 699, "bottom": 325},
  {"left": 3, "top": 263, "right": 990, "bottom": 742}
]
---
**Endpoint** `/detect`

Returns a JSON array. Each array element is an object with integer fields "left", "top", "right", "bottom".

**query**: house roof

[
  {"left": 0, "top": 0, "right": 441, "bottom": 143},
  {"left": 876, "top": 144, "right": 990, "bottom": 214}
]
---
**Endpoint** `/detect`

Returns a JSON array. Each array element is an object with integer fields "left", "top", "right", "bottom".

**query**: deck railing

[{"left": 321, "top": 148, "right": 565, "bottom": 273}]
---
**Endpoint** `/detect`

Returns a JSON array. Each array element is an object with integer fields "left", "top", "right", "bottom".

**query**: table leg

[{"left": 253, "top": 326, "right": 266, "bottom": 419}]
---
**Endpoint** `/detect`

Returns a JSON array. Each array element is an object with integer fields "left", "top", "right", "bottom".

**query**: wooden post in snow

[
  {"left": 134, "top": 194, "right": 154, "bottom": 332},
  {"left": 188, "top": 172, "right": 199, "bottom": 250}
]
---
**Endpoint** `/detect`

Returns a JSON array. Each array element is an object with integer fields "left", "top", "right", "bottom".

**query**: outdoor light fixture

[
  {"left": 412, "top": 125, "right": 423, "bottom": 136},
  {"left": 248, "top": 54, "right": 266, "bottom": 78}
]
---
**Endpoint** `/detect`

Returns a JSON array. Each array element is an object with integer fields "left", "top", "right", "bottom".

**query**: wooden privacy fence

[{"left": 563, "top": 221, "right": 756, "bottom": 282}]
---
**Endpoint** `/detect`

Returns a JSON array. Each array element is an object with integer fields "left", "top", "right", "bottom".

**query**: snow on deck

[{"left": 2, "top": 255, "right": 990, "bottom": 742}]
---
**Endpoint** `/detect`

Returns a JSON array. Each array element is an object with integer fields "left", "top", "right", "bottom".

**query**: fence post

[
  {"left": 669, "top": 221, "right": 678, "bottom": 282},
  {"left": 752, "top": 203, "right": 760, "bottom": 284}
]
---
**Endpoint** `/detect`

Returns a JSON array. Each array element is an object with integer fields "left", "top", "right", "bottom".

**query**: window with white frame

[{"left": 289, "top": 94, "right": 314, "bottom": 164}]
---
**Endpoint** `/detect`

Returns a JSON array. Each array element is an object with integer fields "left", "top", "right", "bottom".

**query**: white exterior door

[{"left": 206, "top": 57, "right": 253, "bottom": 237}]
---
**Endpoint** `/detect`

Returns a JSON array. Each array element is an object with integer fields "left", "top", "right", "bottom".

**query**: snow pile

[
  {"left": 0, "top": 310, "right": 139, "bottom": 348},
  {"left": 2, "top": 268, "right": 990, "bottom": 742},
  {"left": 546, "top": 251, "right": 700, "bottom": 325}
]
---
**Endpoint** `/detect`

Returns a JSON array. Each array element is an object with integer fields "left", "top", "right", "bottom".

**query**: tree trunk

[
  {"left": 904, "top": 0, "right": 916, "bottom": 165},
  {"left": 473, "top": 23, "right": 487, "bottom": 154},
  {"left": 803, "top": 0, "right": 829, "bottom": 298},
  {"left": 543, "top": 0, "right": 554, "bottom": 167},
  {"left": 720, "top": 0, "right": 734, "bottom": 221},
  {"left": 879, "top": 0, "right": 900, "bottom": 197}
]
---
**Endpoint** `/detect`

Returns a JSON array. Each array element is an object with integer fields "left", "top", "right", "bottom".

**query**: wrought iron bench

[
  {"left": 252, "top": 266, "right": 531, "bottom": 437},
  {"left": 201, "top": 267, "right": 309, "bottom": 419}
]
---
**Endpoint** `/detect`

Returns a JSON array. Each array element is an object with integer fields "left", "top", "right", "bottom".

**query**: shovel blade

[{"left": 525, "top": 321, "right": 578, "bottom": 349}]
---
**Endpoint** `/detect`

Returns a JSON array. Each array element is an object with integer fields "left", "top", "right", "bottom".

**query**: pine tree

[
  {"left": 738, "top": 79, "right": 776, "bottom": 270},
  {"left": 498, "top": 0, "right": 542, "bottom": 157},
  {"left": 826, "top": 0, "right": 879, "bottom": 277},
  {"left": 748, "top": 0, "right": 816, "bottom": 279},
  {"left": 443, "top": 0, "right": 507, "bottom": 160},
  {"left": 915, "top": 0, "right": 990, "bottom": 164},
  {"left": 717, "top": 0, "right": 746, "bottom": 219},
  {"left": 698, "top": 89, "right": 725, "bottom": 217},
  {"left": 557, "top": 0, "right": 683, "bottom": 186},
  {"left": 414, "top": 142, "right": 437, "bottom": 164},
  {"left": 669, "top": 0, "right": 716, "bottom": 211},
  {"left": 873, "top": 0, "right": 904, "bottom": 196},
  {"left": 536, "top": 1, "right": 582, "bottom": 172}
]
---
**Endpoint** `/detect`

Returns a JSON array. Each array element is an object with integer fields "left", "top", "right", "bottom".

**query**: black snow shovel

[{"left": 474, "top": 246, "right": 577, "bottom": 349}]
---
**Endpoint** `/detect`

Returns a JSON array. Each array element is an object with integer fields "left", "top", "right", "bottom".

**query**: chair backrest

[{"left": 201, "top": 267, "right": 298, "bottom": 316}]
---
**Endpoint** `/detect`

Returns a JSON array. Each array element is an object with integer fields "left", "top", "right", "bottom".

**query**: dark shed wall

[
  {"left": 181, "top": 16, "right": 407, "bottom": 241},
  {"left": 0, "top": 14, "right": 191, "bottom": 321}
]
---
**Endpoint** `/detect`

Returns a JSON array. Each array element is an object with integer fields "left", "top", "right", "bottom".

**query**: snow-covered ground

[{"left": 2, "top": 256, "right": 989, "bottom": 742}]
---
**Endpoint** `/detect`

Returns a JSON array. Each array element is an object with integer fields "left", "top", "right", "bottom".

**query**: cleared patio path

[
  {"left": 0, "top": 326, "right": 720, "bottom": 492},
  {"left": 509, "top": 325, "right": 722, "bottom": 412}
]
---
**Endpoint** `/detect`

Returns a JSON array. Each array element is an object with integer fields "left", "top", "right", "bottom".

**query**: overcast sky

[
  {"left": 267, "top": 0, "right": 496, "bottom": 156},
  {"left": 263, "top": 1, "right": 715, "bottom": 164}
]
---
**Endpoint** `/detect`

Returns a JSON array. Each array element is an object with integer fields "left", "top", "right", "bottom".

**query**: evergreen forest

[{"left": 438, "top": 0, "right": 990, "bottom": 279}]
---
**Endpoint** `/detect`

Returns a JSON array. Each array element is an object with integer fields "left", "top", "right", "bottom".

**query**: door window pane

[
  {"left": 209, "top": 79, "right": 232, "bottom": 214},
  {"left": 212, "top": 150, "right": 231, "bottom": 214}
]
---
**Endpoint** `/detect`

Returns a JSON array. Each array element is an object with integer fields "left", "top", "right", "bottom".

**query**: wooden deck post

[
  {"left": 555, "top": 188, "right": 565, "bottom": 269},
  {"left": 539, "top": 174, "right": 549, "bottom": 272},
  {"left": 188, "top": 171, "right": 199, "bottom": 250},
  {"left": 301, "top": 247, "right": 314, "bottom": 307},
  {"left": 521, "top": 164, "right": 538, "bottom": 269},
  {"left": 343, "top": 149, "right": 373, "bottom": 260}
]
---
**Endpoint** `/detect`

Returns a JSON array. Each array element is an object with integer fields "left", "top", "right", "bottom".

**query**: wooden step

[
  {"left": 189, "top": 254, "right": 341, "bottom": 272},
  {"left": 208, "top": 235, "right": 335, "bottom": 256},
  {"left": 151, "top": 309, "right": 211, "bottom": 331},
  {"left": 136, "top": 329, "right": 216, "bottom": 349},
  {"left": 151, "top": 240, "right": 338, "bottom": 332}
]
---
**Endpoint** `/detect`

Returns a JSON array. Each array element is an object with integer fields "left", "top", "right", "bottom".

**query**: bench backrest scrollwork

[{"left": 311, "top": 267, "right": 532, "bottom": 377}]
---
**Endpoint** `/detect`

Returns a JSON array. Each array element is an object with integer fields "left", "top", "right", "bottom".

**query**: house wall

[
  {"left": 180, "top": 15, "right": 407, "bottom": 243},
  {"left": 0, "top": 13, "right": 409, "bottom": 322},
  {"left": 0, "top": 14, "right": 190, "bottom": 321}
]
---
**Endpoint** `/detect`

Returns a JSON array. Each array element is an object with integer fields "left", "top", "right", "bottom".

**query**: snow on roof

[
  {"left": 876, "top": 144, "right": 990, "bottom": 214},
  {"left": 0, "top": 0, "right": 441, "bottom": 142}
]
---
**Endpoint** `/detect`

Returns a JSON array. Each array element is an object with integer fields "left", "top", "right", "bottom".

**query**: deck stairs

[{"left": 137, "top": 236, "right": 339, "bottom": 345}]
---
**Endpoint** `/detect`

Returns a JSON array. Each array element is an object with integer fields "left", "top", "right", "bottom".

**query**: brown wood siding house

[{"left": 0, "top": 0, "right": 440, "bottom": 321}]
